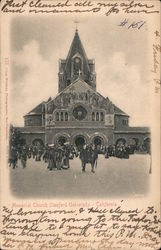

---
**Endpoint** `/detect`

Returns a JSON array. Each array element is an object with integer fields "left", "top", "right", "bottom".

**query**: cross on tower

[
  {"left": 78, "top": 69, "right": 82, "bottom": 76},
  {"left": 74, "top": 20, "right": 79, "bottom": 31}
]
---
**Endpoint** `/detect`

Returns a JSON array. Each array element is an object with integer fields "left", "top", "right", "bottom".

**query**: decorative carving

[
  {"left": 54, "top": 90, "right": 108, "bottom": 107},
  {"left": 46, "top": 115, "right": 55, "bottom": 126}
]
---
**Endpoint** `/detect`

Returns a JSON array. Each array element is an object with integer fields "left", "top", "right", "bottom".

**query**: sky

[{"left": 10, "top": 14, "right": 152, "bottom": 127}]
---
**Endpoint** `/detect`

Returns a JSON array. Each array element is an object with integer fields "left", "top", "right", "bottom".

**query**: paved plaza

[{"left": 10, "top": 154, "right": 151, "bottom": 199}]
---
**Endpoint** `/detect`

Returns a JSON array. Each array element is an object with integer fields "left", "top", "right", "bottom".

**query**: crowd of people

[{"left": 9, "top": 142, "right": 139, "bottom": 172}]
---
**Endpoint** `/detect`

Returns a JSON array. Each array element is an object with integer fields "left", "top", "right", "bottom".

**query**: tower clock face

[{"left": 72, "top": 105, "right": 87, "bottom": 120}]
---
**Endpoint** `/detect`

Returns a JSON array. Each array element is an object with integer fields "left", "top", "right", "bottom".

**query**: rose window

[{"left": 72, "top": 105, "right": 87, "bottom": 120}]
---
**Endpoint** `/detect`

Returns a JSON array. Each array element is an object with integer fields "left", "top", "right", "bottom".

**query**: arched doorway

[
  {"left": 143, "top": 137, "right": 151, "bottom": 154},
  {"left": 93, "top": 136, "right": 104, "bottom": 153},
  {"left": 115, "top": 138, "right": 126, "bottom": 147},
  {"left": 32, "top": 139, "right": 44, "bottom": 147},
  {"left": 131, "top": 138, "right": 139, "bottom": 150},
  {"left": 93, "top": 136, "right": 103, "bottom": 146},
  {"left": 75, "top": 135, "right": 86, "bottom": 150},
  {"left": 57, "top": 136, "right": 67, "bottom": 146}
]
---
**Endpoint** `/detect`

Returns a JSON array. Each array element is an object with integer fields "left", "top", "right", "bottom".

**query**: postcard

[{"left": 0, "top": 0, "right": 160, "bottom": 249}]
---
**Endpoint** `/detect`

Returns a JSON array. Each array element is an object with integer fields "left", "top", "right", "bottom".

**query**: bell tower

[{"left": 58, "top": 28, "right": 96, "bottom": 93}]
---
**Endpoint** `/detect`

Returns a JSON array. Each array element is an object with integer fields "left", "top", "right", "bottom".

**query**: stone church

[{"left": 18, "top": 28, "right": 150, "bottom": 149}]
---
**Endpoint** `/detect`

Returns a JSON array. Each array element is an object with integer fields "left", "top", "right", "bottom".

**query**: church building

[{"left": 18, "top": 28, "right": 150, "bottom": 149}]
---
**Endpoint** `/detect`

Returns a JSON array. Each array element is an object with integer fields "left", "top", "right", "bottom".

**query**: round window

[{"left": 72, "top": 105, "right": 87, "bottom": 120}]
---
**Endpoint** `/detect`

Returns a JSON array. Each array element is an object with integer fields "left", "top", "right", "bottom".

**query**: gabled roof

[
  {"left": 24, "top": 102, "right": 45, "bottom": 116},
  {"left": 113, "top": 105, "right": 129, "bottom": 116},
  {"left": 47, "top": 77, "right": 96, "bottom": 104},
  {"left": 25, "top": 78, "right": 129, "bottom": 118},
  {"left": 46, "top": 77, "right": 129, "bottom": 116},
  {"left": 65, "top": 29, "right": 90, "bottom": 75}
]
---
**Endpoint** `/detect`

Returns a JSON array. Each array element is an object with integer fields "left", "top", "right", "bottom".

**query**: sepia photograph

[
  {"left": 0, "top": 1, "right": 160, "bottom": 250},
  {"left": 9, "top": 15, "right": 152, "bottom": 198}
]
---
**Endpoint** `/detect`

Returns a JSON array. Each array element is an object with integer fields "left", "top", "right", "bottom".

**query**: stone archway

[
  {"left": 90, "top": 133, "right": 107, "bottom": 146},
  {"left": 131, "top": 138, "right": 139, "bottom": 150},
  {"left": 54, "top": 133, "right": 70, "bottom": 145},
  {"left": 32, "top": 139, "right": 44, "bottom": 147},
  {"left": 93, "top": 136, "right": 104, "bottom": 146},
  {"left": 132, "top": 138, "right": 139, "bottom": 145},
  {"left": 90, "top": 133, "right": 107, "bottom": 153},
  {"left": 72, "top": 132, "right": 90, "bottom": 146},
  {"left": 115, "top": 138, "right": 126, "bottom": 147},
  {"left": 143, "top": 137, "right": 151, "bottom": 153},
  {"left": 74, "top": 135, "right": 86, "bottom": 150},
  {"left": 57, "top": 136, "right": 67, "bottom": 146},
  {"left": 92, "top": 136, "right": 104, "bottom": 153}
]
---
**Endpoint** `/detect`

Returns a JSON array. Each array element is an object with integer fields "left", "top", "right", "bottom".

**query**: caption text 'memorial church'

[{"left": 17, "top": 28, "right": 150, "bottom": 149}]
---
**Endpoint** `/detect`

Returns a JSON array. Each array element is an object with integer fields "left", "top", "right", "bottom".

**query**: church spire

[
  {"left": 65, "top": 28, "right": 90, "bottom": 73},
  {"left": 58, "top": 27, "right": 96, "bottom": 92},
  {"left": 74, "top": 20, "right": 79, "bottom": 32}
]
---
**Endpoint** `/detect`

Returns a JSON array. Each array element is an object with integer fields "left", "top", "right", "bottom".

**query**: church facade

[{"left": 17, "top": 29, "right": 150, "bottom": 149}]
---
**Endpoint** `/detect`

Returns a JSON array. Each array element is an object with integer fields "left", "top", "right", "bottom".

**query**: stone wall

[
  {"left": 114, "top": 131, "right": 150, "bottom": 145},
  {"left": 24, "top": 115, "right": 42, "bottom": 127},
  {"left": 114, "top": 115, "right": 129, "bottom": 130},
  {"left": 20, "top": 132, "right": 45, "bottom": 146},
  {"left": 45, "top": 127, "right": 114, "bottom": 146}
]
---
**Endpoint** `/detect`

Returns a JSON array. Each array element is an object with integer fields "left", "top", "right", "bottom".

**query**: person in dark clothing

[
  {"left": 43, "top": 144, "right": 49, "bottom": 163},
  {"left": 80, "top": 144, "right": 88, "bottom": 172},
  {"left": 20, "top": 147, "right": 27, "bottom": 168},
  {"left": 56, "top": 146, "right": 64, "bottom": 170},
  {"left": 48, "top": 146, "right": 57, "bottom": 171},
  {"left": 89, "top": 145, "right": 98, "bottom": 173},
  {"left": 108, "top": 145, "right": 113, "bottom": 157},
  {"left": 9, "top": 146, "right": 18, "bottom": 169},
  {"left": 62, "top": 144, "right": 70, "bottom": 169}
]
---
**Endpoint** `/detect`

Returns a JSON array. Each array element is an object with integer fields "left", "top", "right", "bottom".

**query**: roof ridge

[{"left": 25, "top": 101, "right": 45, "bottom": 116}]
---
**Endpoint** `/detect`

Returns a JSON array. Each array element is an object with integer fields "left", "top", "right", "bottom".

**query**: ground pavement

[{"left": 10, "top": 154, "right": 151, "bottom": 199}]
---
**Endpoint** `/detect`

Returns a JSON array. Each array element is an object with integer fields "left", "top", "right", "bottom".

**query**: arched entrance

[
  {"left": 75, "top": 135, "right": 86, "bottom": 150},
  {"left": 93, "top": 136, "right": 104, "bottom": 153},
  {"left": 131, "top": 138, "right": 139, "bottom": 150},
  {"left": 57, "top": 136, "right": 67, "bottom": 146},
  {"left": 115, "top": 138, "right": 126, "bottom": 147},
  {"left": 32, "top": 139, "right": 44, "bottom": 147},
  {"left": 93, "top": 136, "right": 103, "bottom": 146},
  {"left": 143, "top": 137, "right": 151, "bottom": 153}
]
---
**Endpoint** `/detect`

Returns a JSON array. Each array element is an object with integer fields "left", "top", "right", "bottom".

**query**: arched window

[
  {"left": 65, "top": 112, "right": 68, "bottom": 121},
  {"left": 61, "top": 112, "right": 64, "bottom": 121},
  {"left": 96, "top": 112, "right": 99, "bottom": 121},
  {"left": 56, "top": 112, "right": 59, "bottom": 121},
  {"left": 67, "top": 79, "right": 71, "bottom": 86},
  {"left": 100, "top": 112, "right": 104, "bottom": 121},
  {"left": 73, "top": 57, "right": 82, "bottom": 75},
  {"left": 49, "top": 115, "right": 52, "bottom": 124},
  {"left": 92, "top": 112, "right": 95, "bottom": 121}
]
